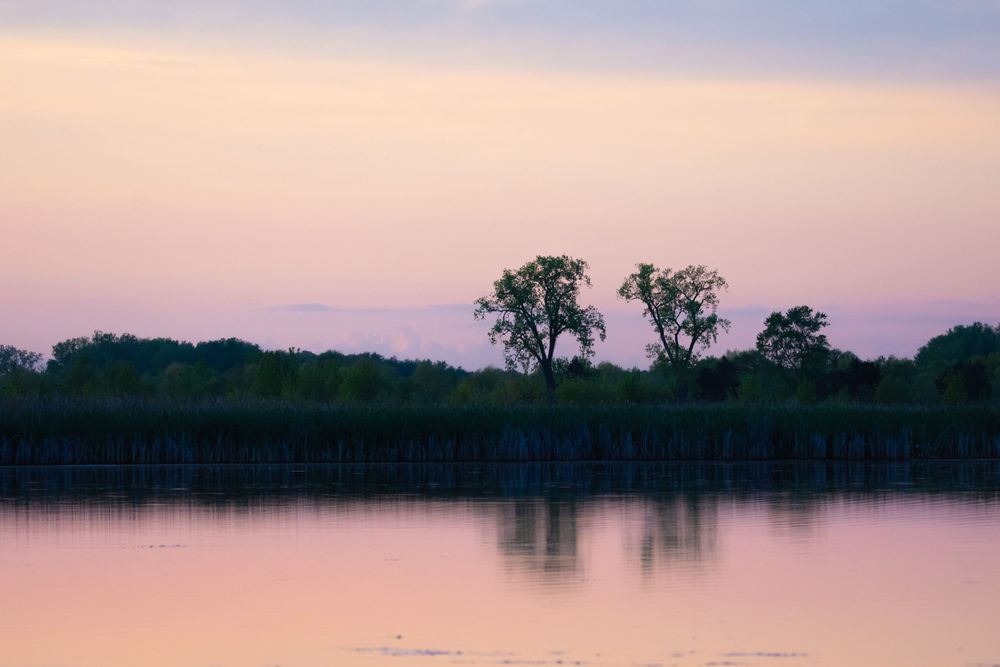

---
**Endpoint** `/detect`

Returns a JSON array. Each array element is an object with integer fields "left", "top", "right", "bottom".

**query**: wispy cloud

[
  {"left": 266, "top": 303, "right": 340, "bottom": 313},
  {"left": 264, "top": 303, "right": 472, "bottom": 315}
]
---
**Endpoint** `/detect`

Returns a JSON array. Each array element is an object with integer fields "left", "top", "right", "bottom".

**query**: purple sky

[{"left": 2, "top": 1, "right": 999, "bottom": 367}]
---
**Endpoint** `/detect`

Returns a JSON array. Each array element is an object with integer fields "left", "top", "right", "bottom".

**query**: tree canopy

[
  {"left": 0, "top": 320, "right": 997, "bottom": 405},
  {"left": 474, "top": 255, "right": 606, "bottom": 394},
  {"left": 915, "top": 322, "right": 1000, "bottom": 368},
  {"left": 756, "top": 305, "right": 830, "bottom": 371},
  {"left": 3, "top": 262, "right": 998, "bottom": 405},
  {"left": 0, "top": 345, "right": 42, "bottom": 376},
  {"left": 618, "top": 263, "right": 731, "bottom": 370}
]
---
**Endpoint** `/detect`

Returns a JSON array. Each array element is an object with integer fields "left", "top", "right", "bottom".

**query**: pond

[{"left": 1, "top": 463, "right": 999, "bottom": 666}]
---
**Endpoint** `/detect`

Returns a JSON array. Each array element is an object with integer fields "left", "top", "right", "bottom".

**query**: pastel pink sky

[{"left": 2, "top": 17, "right": 999, "bottom": 367}]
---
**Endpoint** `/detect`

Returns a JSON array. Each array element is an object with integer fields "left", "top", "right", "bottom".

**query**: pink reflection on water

[{"left": 1, "top": 492, "right": 999, "bottom": 666}]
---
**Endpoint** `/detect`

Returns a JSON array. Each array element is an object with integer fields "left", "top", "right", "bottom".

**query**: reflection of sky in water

[{"left": 1, "top": 463, "right": 999, "bottom": 666}]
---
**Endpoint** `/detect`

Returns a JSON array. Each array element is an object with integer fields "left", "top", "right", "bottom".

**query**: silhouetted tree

[
  {"left": 756, "top": 306, "right": 830, "bottom": 371},
  {"left": 0, "top": 345, "right": 42, "bottom": 375},
  {"left": 563, "top": 356, "right": 593, "bottom": 380},
  {"left": 405, "top": 360, "right": 460, "bottom": 404},
  {"left": 294, "top": 354, "right": 343, "bottom": 401},
  {"left": 104, "top": 361, "right": 147, "bottom": 396},
  {"left": 618, "top": 264, "right": 731, "bottom": 370},
  {"left": 0, "top": 345, "right": 45, "bottom": 398},
  {"left": 875, "top": 357, "right": 918, "bottom": 405},
  {"left": 935, "top": 360, "right": 991, "bottom": 402},
  {"left": 161, "top": 363, "right": 213, "bottom": 400},
  {"left": 193, "top": 338, "right": 262, "bottom": 372},
  {"left": 341, "top": 356, "right": 388, "bottom": 402},
  {"left": 845, "top": 358, "right": 881, "bottom": 399},
  {"left": 2, "top": 319, "right": 996, "bottom": 406},
  {"left": 696, "top": 357, "right": 739, "bottom": 401},
  {"left": 915, "top": 322, "right": 1000, "bottom": 368},
  {"left": 254, "top": 350, "right": 296, "bottom": 397},
  {"left": 475, "top": 255, "right": 606, "bottom": 395}
]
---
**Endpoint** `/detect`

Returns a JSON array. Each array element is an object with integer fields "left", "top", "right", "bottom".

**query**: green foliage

[
  {"left": 394, "top": 361, "right": 461, "bottom": 404},
  {"left": 493, "top": 373, "right": 548, "bottom": 404},
  {"left": 0, "top": 345, "right": 43, "bottom": 375},
  {"left": 253, "top": 350, "right": 297, "bottom": 398},
  {"left": 474, "top": 255, "right": 606, "bottom": 394},
  {"left": 618, "top": 263, "right": 731, "bottom": 370},
  {"left": 756, "top": 306, "right": 831, "bottom": 371},
  {"left": 341, "top": 357, "right": 391, "bottom": 402},
  {"left": 451, "top": 367, "right": 508, "bottom": 404},
  {"left": 160, "top": 363, "right": 214, "bottom": 400},
  {"left": 2, "top": 319, "right": 999, "bottom": 408},
  {"left": 0, "top": 345, "right": 44, "bottom": 399},
  {"left": 874, "top": 358, "right": 917, "bottom": 405},
  {"left": 916, "top": 322, "right": 1000, "bottom": 368},
  {"left": 935, "top": 360, "right": 991, "bottom": 403},
  {"left": 104, "top": 361, "right": 148, "bottom": 397},
  {"left": 294, "top": 355, "right": 343, "bottom": 401}
]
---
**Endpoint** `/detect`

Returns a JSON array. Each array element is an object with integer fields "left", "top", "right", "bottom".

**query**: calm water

[{"left": 1, "top": 463, "right": 999, "bottom": 667}]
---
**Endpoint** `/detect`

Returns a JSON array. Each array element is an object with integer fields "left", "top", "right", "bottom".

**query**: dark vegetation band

[
  {"left": 3, "top": 256, "right": 999, "bottom": 406},
  {"left": 2, "top": 400, "right": 998, "bottom": 464}
]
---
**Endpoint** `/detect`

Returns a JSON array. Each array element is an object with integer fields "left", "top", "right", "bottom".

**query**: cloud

[
  {"left": 264, "top": 303, "right": 472, "bottom": 315},
  {"left": 266, "top": 303, "right": 340, "bottom": 313}
]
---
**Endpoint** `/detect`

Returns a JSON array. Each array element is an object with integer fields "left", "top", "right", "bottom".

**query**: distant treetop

[{"left": 915, "top": 322, "right": 1000, "bottom": 368}]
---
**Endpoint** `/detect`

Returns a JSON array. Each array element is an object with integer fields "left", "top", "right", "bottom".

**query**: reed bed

[{"left": 1, "top": 398, "right": 998, "bottom": 465}]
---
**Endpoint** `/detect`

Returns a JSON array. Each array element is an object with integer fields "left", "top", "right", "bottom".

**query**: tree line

[
  {"left": 474, "top": 254, "right": 991, "bottom": 403},
  {"left": 1, "top": 255, "right": 998, "bottom": 404}
]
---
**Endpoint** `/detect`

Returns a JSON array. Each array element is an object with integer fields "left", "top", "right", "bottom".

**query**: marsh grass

[{"left": 1, "top": 398, "right": 998, "bottom": 464}]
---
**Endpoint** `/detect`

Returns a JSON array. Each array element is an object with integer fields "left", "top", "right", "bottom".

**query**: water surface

[{"left": 2, "top": 463, "right": 999, "bottom": 667}]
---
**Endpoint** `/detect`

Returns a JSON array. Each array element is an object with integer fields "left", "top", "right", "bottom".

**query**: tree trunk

[{"left": 540, "top": 361, "right": 557, "bottom": 398}]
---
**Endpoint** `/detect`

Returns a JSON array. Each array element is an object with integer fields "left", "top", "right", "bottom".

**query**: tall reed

[{"left": 1, "top": 398, "right": 998, "bottom": 464}]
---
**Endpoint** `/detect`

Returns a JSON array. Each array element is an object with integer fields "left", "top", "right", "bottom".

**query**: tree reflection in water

[
  {"left": 2, "top": 461, "right": 998, "bottom": 591},
  {"left": 495, "top": 499, "right": 582, "bottom": 581}
]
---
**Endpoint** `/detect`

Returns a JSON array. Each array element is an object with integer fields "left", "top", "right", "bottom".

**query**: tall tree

[
  {"left": 474, "top": 255, "right": 606, "bottom": 395},
  {"left": 756, "top": 305, "right": 830, "bottom": 371},
  {"left": 618, "top": 263, "right": 731, "bottom": 370}
]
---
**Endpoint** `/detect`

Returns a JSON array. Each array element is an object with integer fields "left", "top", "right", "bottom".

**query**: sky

[{"left": 2, "top": 1, "right": 999, "bottom": 368}]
